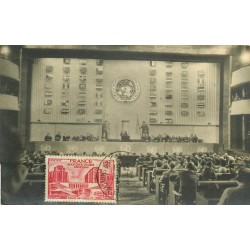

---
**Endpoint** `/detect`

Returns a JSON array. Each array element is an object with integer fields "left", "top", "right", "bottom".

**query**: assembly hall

[{"left": 1, "top": 45, "right": 250, "bottom": 205}]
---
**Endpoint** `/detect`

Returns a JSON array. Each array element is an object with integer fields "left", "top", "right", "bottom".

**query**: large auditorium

[{"left": 1, "top": 45, "right": 250, "bottom": 205}]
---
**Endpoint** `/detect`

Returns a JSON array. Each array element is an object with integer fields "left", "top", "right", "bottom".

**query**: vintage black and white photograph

[
  {"left": 1, "top": 1, "right": 250, "bottom": 250},
  {"left": 1, "top": 45, "right": 250, "bottom": 205}
]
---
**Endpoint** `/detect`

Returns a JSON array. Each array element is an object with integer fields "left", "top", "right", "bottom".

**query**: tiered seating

[
  {"left": 197, "top": 180, "right": 237, "bottom": 204},
  {"left": 19, "top": 173, "right": 46, "bottom": 204},
  {"left": 136, "top": 151, "right": 246, "bottom": 205},
  {"left": 153, "top": 173, "right": 237, "bottom": 205},
  {"left": 15, "top": 150, "right": 250, "bottom": 205}
]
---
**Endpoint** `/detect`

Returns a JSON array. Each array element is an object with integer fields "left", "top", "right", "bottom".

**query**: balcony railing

[
  {"left": 231, "top": 65, "right": 250, "bottom": 88},
  {"left": 0, "top": 57, "right": 19, "bottom": 81},
  {"left": 231, "top": 99, "right": 250, "bottom": 115},
  {"left": 0, "top": 94, "right": 19, "bottom": 111}
]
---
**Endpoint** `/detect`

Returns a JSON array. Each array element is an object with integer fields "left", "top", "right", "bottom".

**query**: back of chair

[{"left": 216, "top": 173, "right": 236, "bottom": 180}]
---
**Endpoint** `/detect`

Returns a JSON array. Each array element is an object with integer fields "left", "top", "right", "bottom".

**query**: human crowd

[
  {"left": 136, "top": 151, "right": 250, "bottom": 174},
  {"left": 136, "top": 151, "right": 250, "bottom": 204},
  {"left": 141, "top": 133, "right": 202, "bottom": 143},
  {"left": 1, "top": 121, "right": 250, "bottom": 205},
  {"left": 2, "top": 142, "right": 250, "bottom": 205},
  {"left": 45, "top": 132, "right": 203, "bottom": 143},
  {"left": 23, "top": 150, "right": 250, "bottom": 176},
  {"left": 231, "top": 90, "right": 250, "bottom": 102},
  {"left": 44, "top": 132, "right": 99, "bottom": 142}
]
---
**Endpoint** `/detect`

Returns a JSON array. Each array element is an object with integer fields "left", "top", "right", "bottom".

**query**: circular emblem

[
  {"left": 120, "top": 144, "right": 131, "bottom": 152},
  {"left": 172, "top": 146, "right": 183, "bottom": 154},
  {"left": 67, "top": 145, "right": 79, "bottom": 153},
  {"left": 111, "top": 78, "right": 140, "bottom": 102},
  {"left": 40, "top": 144, "right": 51, "bottom": 152},
  {"left": 197, "top": 146, "right": 208, "bottom": 153},
  {"left": 95, "top": 145, "right": 105, "bottom": 154},
  {"left": 146, "top": 146, "right": 157, "bottom": 155}
]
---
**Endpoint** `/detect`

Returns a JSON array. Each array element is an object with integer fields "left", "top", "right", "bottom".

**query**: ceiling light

[{"left": 0, "top": 46, "right": 11, "bottom": 58}]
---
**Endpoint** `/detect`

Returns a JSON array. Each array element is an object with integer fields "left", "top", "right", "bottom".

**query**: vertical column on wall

[
  {"left": 149, "top": 61, "right": 157, "bottom": 124},
  {"left": 221, "top": 56, "right": 232, "bottom": 151},
  {"left": 228, "top": 56, "right": 233, "bottom": 151},
  {"left": 165, "top": 61, "right": 174, "bottom": 124},
  {"left": 95, "top": 59, "right": 104, "bottom": 125},
  {"left": 242, "top": 115, "right": 245, "bottom": 151},
  {"left": 18, "top": 55, "right": 32, "bottom": 144}
]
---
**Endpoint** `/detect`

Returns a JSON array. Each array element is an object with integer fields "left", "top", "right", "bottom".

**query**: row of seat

[
  {"left": 136, "top": 163, "right": 238, "bottom": 205},
  {"left": 24, "top": 164, "right": 238, "bottom": 205}
]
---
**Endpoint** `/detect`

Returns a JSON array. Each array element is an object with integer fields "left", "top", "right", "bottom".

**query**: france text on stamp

[{"left": 45, "top": 155, "right": 117, "bottom": 204}]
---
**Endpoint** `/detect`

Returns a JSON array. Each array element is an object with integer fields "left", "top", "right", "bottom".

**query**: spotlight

[
  {"left": 0, "top": 46, "right": 11, "bottom": 58},
  {"left": 240, "top": 46, "right": 250, "bottom": 65},
  {"left": 240, "top": 51, "right": 250, "bottom": 64}
]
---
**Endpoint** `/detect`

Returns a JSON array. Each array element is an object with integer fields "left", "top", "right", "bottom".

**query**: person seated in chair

[
  {"left": 176, "top": 162, "right": 199, "bottom": 205},
  {"left": 120, "top": 130, "right": 128, "bottom": 137},
  {"left": 218, "top": 158, "right": 229, "bottom": 173},
  {"left": 120, "top": 130, "right": 129, "bottom": 141},
  {"left": 44, "top": 133, "right": 52, "bottom": 141},
  {"left": 199, "top": 161, "right": 219, "bottom": 198},
  {"left": 160, "top": 162, "right": 176, "bottom": 184},
  {"left": 145, "top": 134, "right": 151, "bottom": 142},
  {"left": 55, "top": 132, "right": 61, "bottom": 141},
  {"left": 218, "top": 166, "right": 250, "bottom": 205},
  {"left": 87, "top": 133, "right": 95, "bottom": 141},
  {"left": 160, "top": 161, "right": 177, "bottom": 204},
  {"left": 151, "top": 160, "right": 164, "bottom": 191},
  {"left": 1, "top": 125, "right": 28, "bottom": 204},
  {"left": 199, "top": 161, "right": 216, "bottom": 181},
  {"left": 63, "top": 133, "right": 70, "bottom": 141}
]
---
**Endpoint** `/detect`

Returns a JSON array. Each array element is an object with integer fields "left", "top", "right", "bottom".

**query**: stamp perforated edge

[{"left": 44, "top": 154, "right": 118, "bottom": 204}]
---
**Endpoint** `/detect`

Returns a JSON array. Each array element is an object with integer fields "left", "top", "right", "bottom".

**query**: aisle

[{"left": 118, "top": 176, "right": 155, "bottom": 205}]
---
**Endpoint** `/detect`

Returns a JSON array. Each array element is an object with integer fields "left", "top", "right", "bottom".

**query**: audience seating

[
  {"left": 167, "top": 180, "right": 238, "bottom": 205},
  {"left": 145, "top": 166, "right": 239, "bottom": 205},
  {"left": 168, "top": 180, "right": 209, "bottom": 205},
  {"left": 142, "top": 166, "right": 154, "bottom": 187},
  {"left": 198, "top": 180, "right": 237, "bottom": 204},
  {"left": 15, "top": 149, "right": 250, "bottom": 204}
]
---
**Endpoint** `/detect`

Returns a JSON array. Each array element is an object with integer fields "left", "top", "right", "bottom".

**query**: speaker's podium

[{"left": 121, "top": 135, "right": 130, "bottom": 142}]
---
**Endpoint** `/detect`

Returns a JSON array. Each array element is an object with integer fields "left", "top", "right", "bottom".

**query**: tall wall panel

[{"left": 30, "top": 58, "right": 220, "bottom": 142}]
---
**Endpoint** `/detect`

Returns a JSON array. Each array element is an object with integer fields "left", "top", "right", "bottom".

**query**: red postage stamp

[{"left": 45, "top": 155, "right": 117, "bottom": 203}]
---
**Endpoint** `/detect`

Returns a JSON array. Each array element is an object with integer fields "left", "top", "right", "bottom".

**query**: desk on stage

[
  {"left": 120, "top": 135, "right": 130, "bottom": 142},
  {"left": 27, "top": 141, "right": 219, "bottom": 155}
]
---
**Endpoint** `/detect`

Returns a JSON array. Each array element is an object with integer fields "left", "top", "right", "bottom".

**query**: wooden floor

[{"left": 118, "top": 176, "right": 155, "bottom": 205}]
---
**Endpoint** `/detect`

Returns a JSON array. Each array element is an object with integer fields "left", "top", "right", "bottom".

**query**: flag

[{"left": 135, "top": 115, "right": 141, "bottom": 137}]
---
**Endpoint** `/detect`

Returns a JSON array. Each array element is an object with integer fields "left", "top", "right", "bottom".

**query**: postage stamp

[{"left": 45, "top": 155, "right": 117, "bottom": 204}]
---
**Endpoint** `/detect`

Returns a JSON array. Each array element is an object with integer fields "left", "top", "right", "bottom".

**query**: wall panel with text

[{"left": 30, "top": 58, "right": 220, "bottom": 141}]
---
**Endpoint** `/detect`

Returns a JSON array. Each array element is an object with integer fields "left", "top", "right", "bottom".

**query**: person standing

[
  {"left": 102, "top": 121, "right": 108, "bottom": 140},
  {"left": 140, "top": 121, "right": 149, "bottom": 140}
]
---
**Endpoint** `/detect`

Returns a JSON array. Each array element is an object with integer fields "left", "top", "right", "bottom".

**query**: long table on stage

[{"left": 27, "top": 141, "right": 219, "bottom": 155}]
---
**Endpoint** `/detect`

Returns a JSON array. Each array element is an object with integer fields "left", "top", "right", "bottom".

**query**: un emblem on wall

[
  {"left": 111, "top": 78, "right": 140, "bottom": 102},
  {"left": 95, "top": 145, "right": 105, "bottom": 154},
  {"left": 172, "top": 146, "right": 183, "bottom": 154},
  {"left": 40, "top": 144, "right": 51, "bottom": 152},
  {"left": 197, "top": 146, "right": 208, "bottom": 153}
]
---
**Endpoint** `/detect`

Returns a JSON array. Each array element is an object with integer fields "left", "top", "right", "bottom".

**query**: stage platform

[{"left": 27, "top": 141, "right": 219, "bottom": 155}]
